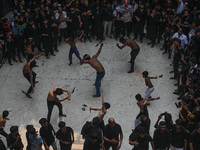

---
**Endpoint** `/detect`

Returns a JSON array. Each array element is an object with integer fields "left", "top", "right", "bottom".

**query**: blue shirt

[{"left": 29, "top": 134, "right": 43, "bottom": 150}]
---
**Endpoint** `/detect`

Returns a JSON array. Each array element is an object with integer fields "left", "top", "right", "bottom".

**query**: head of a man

[
  {"left": 108, "top": 118, "right": 116, "bottom": 128},
  {"left": 39, "top": 118, "right": 48, "bottom": 127},
  {"left": 2, "top": 110, "right": 9, "bottom": 118},
  {"left": 92, "top": 117, "right": 99, "bottom": 127},
  {"left": 83, "top": 54, "right": 91, "bottom": 60},
  {"left": 58, "top": 121, "right": 66, "bottom": 133},
  {"left": 137, "top": 127, "right": 146, "bottom": 138},
  {"left": 55, "top": 88, "right": 63, "bottom": 95},
  {"left": 135, "top": 94, "right": 143, "bottom": 101},
  {"left": 142, "top": 71, "right": 148, "bottom": 78},
  {"left": 119, "top": 37, "right": 126, "bottom": 44}
]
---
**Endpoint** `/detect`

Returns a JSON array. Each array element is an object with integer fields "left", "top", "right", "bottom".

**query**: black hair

[
  {"left": 92, "top": 117, "right": 99, "bottom": 126},
  {"left": 140, "top": 115, "right": 147, "bottom": 123},
  {"left": 104, "top": 102, "right": 110, "bottom": 109},
  {"left": 119, "top": 37, "right": 125, "bottom": 43},
  {"left": 39, "top": 118, "right": 47, "bottom": 125},
  {"left": 188, "top": 84, "right": 196, "bottom": 90},
  {"left": 58, "top": 121, "right": 66, "bottom": 128},
  {"left": 69, "top": 37, "right": 74, "bottom": 42},
  {"left": 10, "top": 126, "right": 18, "bottom": 133},
  {"left": 30, "top": 60, "right": 36, "bottom": 68},
  {"left": 142, "top": 71, "right": 148, "bottom": 76},
  {"left": 26, "top": 125, "right": 34, "bottom": 132},
  {"left": 175, "top": 119, "right": 183, "bottom": 126},
  {"left": 83, "top": 54, "right": 90, "bottom": 60},
  {"left": 182, "top": 96, "right": 190, "bottom": 104},
  {"left": 55, "top": 88, "right": 63, "bottom": 95},
  {"left": 2, "top": 110, "right": 9, "bottom": 118},
  {"left": 29, "top": 127, "right": 36, "bottom": 134},
  {"left": 135, "top": 94, "right": 142, "bottom": 101}
]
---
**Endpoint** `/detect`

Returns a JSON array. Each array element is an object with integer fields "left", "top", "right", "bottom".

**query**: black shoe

[
  {"left": 127, "top": 70, "right": 134, "bottom": 73},
  {"left": 69, "top": 62, "right": 72, "bottom": 66},
  {"left": 177, "top": 96, "right": 182, "bottom": 100},
  {"left": 173, "top": 92, "right": 180, "bottom": 95}
]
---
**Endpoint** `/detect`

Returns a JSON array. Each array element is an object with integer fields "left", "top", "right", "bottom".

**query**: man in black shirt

[
  {"left": 84, "top": 132, "right": 106, "bottom": 150},
  {"left": 153, "top": 121, "right": 170, "bottom": 150},
  {"left": 7, "top": 126, "right": 24, "bottom": 150},
  {"left": 81, "top": 117, "right": 106, "bottom": 149},
  {"left": 189, "top": 124, "right": 200, "bottom": 150},
  {"left": 56, "top": 121, "right": 74, "bottom": 150},
  {"left": 39, "top": 118, "right": 57, "bottom": 150},
  {"left": 103, "top": 118, "right": 123, "bottom": 150},
  {"left": 129, "top": 127, "right": 155, "bottom": 150},
  {"left": 170, "top": 119, "right": 188, "bottom": 150}
]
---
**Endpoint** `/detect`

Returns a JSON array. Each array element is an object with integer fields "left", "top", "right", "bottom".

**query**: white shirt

[
  {"left": 172, "top": 32, "right": 188, "bottom": 48},
  {"left": 177, "top": 0, "right": 184, "bottom": 14},
  {"left": 55, "top": 11, "right": 67, "bottom": 29}
]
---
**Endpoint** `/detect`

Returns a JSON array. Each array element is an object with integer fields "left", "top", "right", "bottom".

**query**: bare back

[
  {"left": 88, "top": 57, "right": 104, "bottom": 73},
  {"left": 47, "top": 87, "right": 58, "bottom": 101},
  {"left": 126, "top": 38, "right": 139, "bottom": 50},
  {"left": 23, "top": 63, "right": 31, "bottom": 74},
  {"left": 145, "top": 77, "right": 153, "bottom": 88},
  {"left": 97, "top": 109, "right": 107, "bottom": 123}
]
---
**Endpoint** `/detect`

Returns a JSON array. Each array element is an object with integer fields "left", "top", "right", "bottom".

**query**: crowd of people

[{"left": 0, "top": 0, "right": 200, "bottom": 150}]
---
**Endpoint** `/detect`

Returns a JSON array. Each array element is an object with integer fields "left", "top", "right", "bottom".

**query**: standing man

[
  {"left": 29, "top": 128, "right": 43, "bottom": 150},
  {"left": 142, "top": 71, "right": 157, "bottom": 99},
  {"left": 0, "top": 110, "right": 9, "bottom": 138},
  {"left": 56, "top": 121, "right": 74, "bottom": 150},
  {"left": 80, "top": 43, "right": 105, "bottom": 98},
  {"left": 129, "top": 127, "right": 155, "bottom": 150},
  {"left": 120, "top": 0, "right": 133, "bottom": 38},
  {"left": 23, "top": 53, "right": 44, "bottom": 98},
  {"left": 103, "top": 118, "right": 123, "bottom": 150},
  {"left": 39, "top": 118, "right": 57, "bottom": 150},
  {"left": 65, "top": 31, "right": 84, "bottom": 65},
  {"left": 117, "top": 37, "right": 140, "bottom": 73},
  {"left": 47, "top": 87, "right": 71, "bottom": 123}
]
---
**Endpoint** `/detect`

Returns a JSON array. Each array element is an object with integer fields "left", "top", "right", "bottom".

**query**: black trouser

[
  {"left": 0, "top": 128, "right": 8, "bottom": 138},
  {"left": 26, "top": 54, "right": 33, "bottom": 62},
  {"left": 130, "top": 49, "right": 140, "bottom": 71},
  {"left": 134, "top": 22, "right": 145, "bottom": 40},
  {"left": 59, "top": 28, "right": 68, "bottom": 43},
  {"left": 173, "top": 61, "right": 178, "bottom": 79},
  {"left": 15, "top": 37, "right": 25, "bottom": 60},
  {"left": 157, "top": 28, "right": 165, "bottom": 43},
  {"left": 104, "top": 142, "right": 118, "bottom": 150},
  {"left": 47, "top": 100, "right": 63, "bottom": 123},
  {"left": 122, "top": 22, "right": 132, "bottom": 37},
  {"left": 23, "top": 71, "right": 36, "bottom": 94},
  {"left": 53, "top": 33, "right": 58, "bottom": 51},
  {"left": 6, "top": 42, "right": 13, "bottom": 63},
  {"left": 60, "top": 143, "right": 71, "bottom": 150}
]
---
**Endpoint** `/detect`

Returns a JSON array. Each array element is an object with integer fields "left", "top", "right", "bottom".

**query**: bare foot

[{"left": 35, "top": 81, "right": 39, "bottom": 84}]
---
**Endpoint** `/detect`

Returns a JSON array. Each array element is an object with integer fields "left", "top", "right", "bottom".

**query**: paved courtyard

[{"left": 0, "top": 36, "right": 179, "bottom": 149}]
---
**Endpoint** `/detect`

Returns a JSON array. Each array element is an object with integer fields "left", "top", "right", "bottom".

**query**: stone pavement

[{"left": 0, "top": 36, "right": 179, "bottom": 149}]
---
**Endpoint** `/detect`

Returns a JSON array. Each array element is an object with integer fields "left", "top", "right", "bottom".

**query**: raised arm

[
  {"left": 29, "top": 53, "right": 45, "bottom": 63},
  {"left": 149, "top": 76, "right": 157, "bottom": 79},
  {"left": 75, "top": 30, "right": 84, "bottom": 43},
  {"left": 116, "top": 42, "right": 128, "bottom": 49},
  {"left": 80, "top": 56, "right": 90, "bottom": 65},
  {"left": 93, "top": 43, "right": 103, "bottom": 58},
  {"left": 101, "top": 95, "right": 106, "bottom": 113},
  {"left": 60, "top": 88, "right": 71, "bottom": 101}
]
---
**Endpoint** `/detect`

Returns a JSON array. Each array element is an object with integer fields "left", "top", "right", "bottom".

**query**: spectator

[
  {"left": 103, "top": 118, "right": 123, "bottom": 150},
  {"left": 29, "top": 127, "right": 43, "bottom": 150},
  {"left": 39, "top": 118, "right": 57, "bottom": 150},
  {"left": 56, "top": 121, "right": 74, "bottom": 150}
]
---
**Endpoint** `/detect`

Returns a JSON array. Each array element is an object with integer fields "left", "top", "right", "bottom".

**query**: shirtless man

[
  {"left": 117, "top": 37, "right": 140, "bottom": 73},
  {"left": 142, "top": 71, "right": 157, "bottom": 99},
  {"left": 23, "top": 53, "right": 44, "bottom": 98},
  {"left": 65, "top": 31, "right": 84, "bottom": 65},
  {"left": 26, "top": 37, "right": 35, "bottom": 62},
  {"left": 135, "top": 94, "right": 160, "bottom": 127},
  {"left": 47, "top": 87, "right": 71, "bottom": 123},
  {"left": 0, "top": 110, "right": 9, "bottom": 138},
  {"left": 90, "top": 95, "right": 110, "bottom": 129},
  {"left": 80, "top": 43, "right": 105, "bottom": 97}
]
